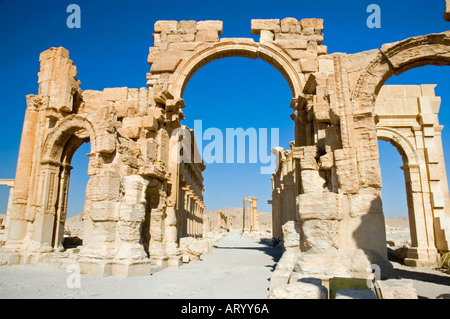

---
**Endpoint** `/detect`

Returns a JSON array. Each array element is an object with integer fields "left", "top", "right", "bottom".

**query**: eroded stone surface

[{"left": 1, "top": 14, "right": 449, "bottom": 282}]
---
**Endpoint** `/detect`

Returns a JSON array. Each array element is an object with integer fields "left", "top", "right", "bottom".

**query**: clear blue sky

[{"left": 0, "top": 0, "right": 449, "bottom": 218}]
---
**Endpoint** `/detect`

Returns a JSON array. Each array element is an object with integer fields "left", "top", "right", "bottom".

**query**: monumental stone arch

[
  {"left": 169, "top": 40, "right": 303, "bottom": 100},
  {"left": 350, "top": 32, "right": 450, "bottom": 267},
  {"left": 1, "top": 15, "right": 450, "bottom": 284}
]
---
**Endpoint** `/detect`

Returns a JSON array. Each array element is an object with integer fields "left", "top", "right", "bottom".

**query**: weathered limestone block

[
  {"left": 294, "top": 145, "right": 319, "bottom": 170},
  {"left": 103, "top": 87, "right": 128, "bottom": 101},
  {"left": 38, "top": 47, "right": 80, "bottom": 113},
  {"left": 282, "top": 220, "right": 301, "bottom": 249},
  {"left": 89, "top": 200, "right": 120, "bottom": 222},
  {"left": 334, "top": 148, "right": 360, "bottom": 194},
  {"left": 299, "top": 18, "right": 324, "bottom": 32},
  {"left": 319, "top": 152, "right": 334, "bottom": 170},
  {"left": 269, "top": 269, "right": 292, "bottom": 289},
  {"left": 276, "top": 249, "right": 299, "bottom": 271},
  {"left": 259, "top": 30, "right": 274, "bottom": 43},
  {"left": 150, "top": 51, "right": 183, "bottom": 73},
  {"left": 115, "top": 98, "right": 139, "bottom": 118},
  {"left": 196, "top": 20, "right": 223, "bottom": 34},
  {"left": 89, "top": 172, "right": 121, "bottom": 201},
  {"left": 300, "top": 170, "right": 326, "bottom": 193},
  {"left": 84, "top": 220, "right": 118, "bottom": 245},
  {"left": 347, "top": 187, "right": 382, "bottom": 217},
  {"left": 96, "top": 132, "right": 116, "bottom": 154},
  {"left": 195, "top": 29, "right": 219, "bottom": 42},
  {"left": 142, "top": 115, "right": 158, "bottom": 131},
  {"left": 167, "top": 33, "right": 196, "bottom": 43},
  {"left": 301, "top": 219, "right": 340, "bottom": 250},
  {"left": 149, "top": 209, "right": 166, "bottom": 256},
  {"left": 177, "top": 20, "right": 197, "bottom": 33},
  {"left": 154, "top": 20, "right": 178, "bottom": 33},
  {"left": 318, "top": 57, "right": 335, "bottom": 73},
  {"left": 115, "top": 241, "right": 148, "bottom": 260},
  {"left": 269, "top": 278, "right": 328, "bottom": 299},
  {"left": 300, "top": 57, "right": 319, "bottom": 72},
  {"left": 294, "top": 251, "right": 350, "bottom": 278},
  {"left": 274, "top": 38, "right": 308, "bottom": 50},
  {"left": 179, "top": 237, "right": 212, "bottom": 261},
  {"left": 297, "top": 192, "right": 346, "bottom": 221},
  {"left": 81, "top": 90, "right": 105, "bottom": 114},
  {"left": 378, "top": 279, "right": 418, "bottom": 299},
  {"left": 122, "top": 117, "right": 143, "bottom": 139},
  {"left": 251, "top": 19, "right": 280, "bottom": 34},
  {"left": 119, "top": 175, "right": 148, "bottom": 223},
  {"left": 280, "top": 18, "right": 300, "bottom": 33}
]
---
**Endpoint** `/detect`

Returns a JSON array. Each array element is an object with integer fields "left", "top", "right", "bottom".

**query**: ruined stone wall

[
  {"left": 1, "top": 17, "right": 449, "bottom": 279},
  {"left": 177, "top": 128, "right": 206, "bottom": 239},
  {"left": 270, "top": 147, "right": 297, "bottom": 240}
]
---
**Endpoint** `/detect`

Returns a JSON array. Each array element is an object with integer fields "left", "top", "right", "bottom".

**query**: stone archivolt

[{"left": 0, "top": 17, "right": 449, "bottom": 282}]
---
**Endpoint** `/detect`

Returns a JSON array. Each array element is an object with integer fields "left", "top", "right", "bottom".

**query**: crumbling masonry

[{"left": 0, "top": 16, "right": 449, "bottom": 279}]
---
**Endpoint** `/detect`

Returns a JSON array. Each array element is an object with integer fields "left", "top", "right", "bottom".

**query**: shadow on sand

[{"left": 213, "top": 238, "right": 283, "bottom": 272}]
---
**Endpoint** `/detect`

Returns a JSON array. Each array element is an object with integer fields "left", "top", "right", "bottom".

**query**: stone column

[
  {"left": 402, "top": 163, "right": 438, "bottom": 266},
  {"left": 417, "top": 92, "right": 449, "bottom": 256},
  {"left": 30, "top": 162, "right": 61, "bottom": 252},
  {"left": 148, "top": 208, "right": 165, "bottom": 264},
  {"left": 250, "top": 197, "right": 258, "bottom": 232},
  {"left": 53, "top": 164, "right": 72, "bottom": 250},
  {"left": 78, "top": 170, "right": 122, "bottom": 276},
  {"left": 113, "top": 175, "right": 152, "bottom": 277},
  {"left": 7, "top": 105, "right": 39, "bottom": 245},
  {"left": 242, "top": 198, "right": 248, "bottom": 232}
]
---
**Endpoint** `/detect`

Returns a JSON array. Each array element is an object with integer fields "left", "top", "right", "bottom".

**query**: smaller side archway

[
  {"left": 376, "top": 126, "right": 439, "bottom": 266},
  {"left": 35, "top": 115, "right": 98, "bottom": 250},
  {"left": 351, "top": 33, "right": 450, "bottom": 264}
]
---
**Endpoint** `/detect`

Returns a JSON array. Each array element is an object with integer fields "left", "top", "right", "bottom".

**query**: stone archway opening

[
  {"left": 35, "top": 115, "right": 98, "bottom": 253},
  {"left": 50, "top": 133, "right": 91, "bottom": 251},
  {"left": 377, "top": 139, "right": 412, "bottom": 262},
  {"left": 357, "top": 39, "right": 450, "bottom": 266},
  {"left": 64, "top": 141, "right": 91, "bottom": 250},
  {"left": 375, "top": 65, "right": 450, "bottom": 267},
  {"left": 180, "top": 55, "right": 294, "bottom": 242}
]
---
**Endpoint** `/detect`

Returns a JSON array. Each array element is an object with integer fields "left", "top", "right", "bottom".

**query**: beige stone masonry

[{"left": 1, "top": 14, "right": 449, "bottom": 284}]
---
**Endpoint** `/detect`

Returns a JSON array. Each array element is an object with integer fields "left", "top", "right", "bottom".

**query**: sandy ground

[
  {"left": 389, "top": 260, "right": 450, "bottom": 299},
  {"left": 0, "top": 231, "right": 282, "bottom": 299},
  {"left": 0, "top": 231, "right": 449, "bottom": 299}
]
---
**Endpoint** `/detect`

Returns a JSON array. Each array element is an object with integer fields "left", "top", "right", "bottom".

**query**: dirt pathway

[{"left": 0, "top": 231, "right": 282, "bottom": 299}]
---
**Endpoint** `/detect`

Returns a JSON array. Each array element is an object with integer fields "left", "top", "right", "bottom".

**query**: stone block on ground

[
  {"left": 377, "top": 279, "right": 418, "bottom": 299},
  {"left": 269, "top": 277, "right": 328, "bottom": 299}
]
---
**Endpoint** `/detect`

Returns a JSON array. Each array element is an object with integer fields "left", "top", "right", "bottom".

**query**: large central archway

[{"left": 169, "top": 40, "right": 304, "bottom": 101}]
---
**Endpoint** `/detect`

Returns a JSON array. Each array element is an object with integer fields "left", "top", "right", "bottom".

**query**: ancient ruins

[
  {"left": 0, "top": 6, "right": 450, "bottom": 299},
  {"left": 242, "top": 196, "right": 258, "bottom": 233}
]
